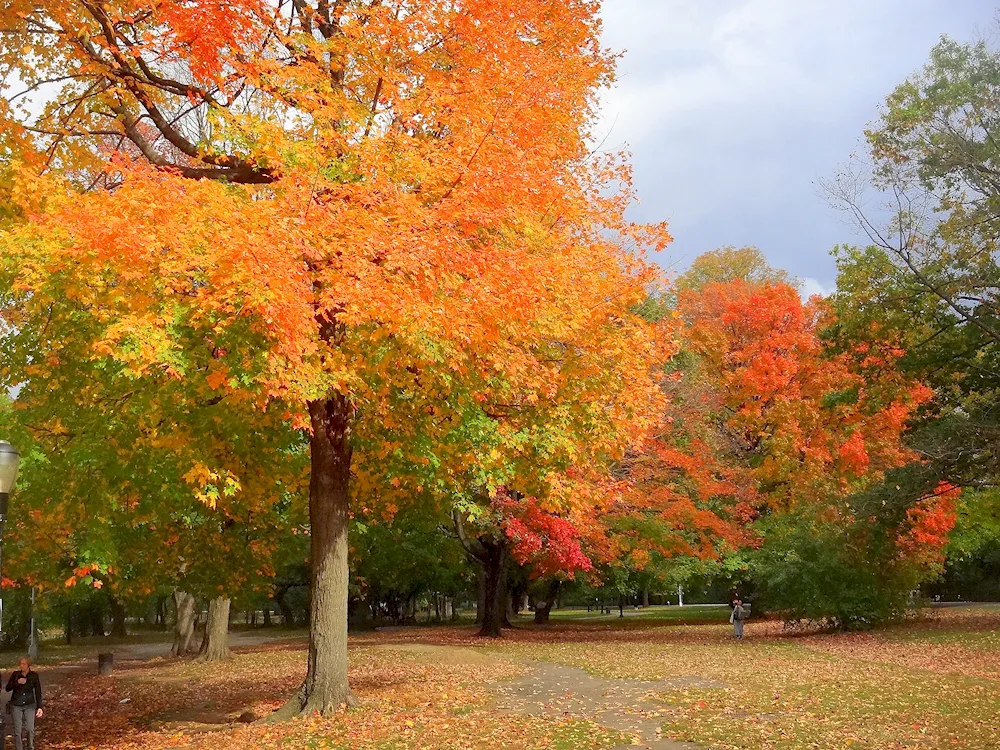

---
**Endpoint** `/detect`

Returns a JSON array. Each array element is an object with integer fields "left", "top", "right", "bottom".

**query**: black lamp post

[{"left": 0, "top": 441, "right": 21, "bottom": 633}]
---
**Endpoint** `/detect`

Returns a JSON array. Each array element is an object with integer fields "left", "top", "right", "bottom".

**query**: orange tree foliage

[
  {"left": 670, "top": 278, "right": 946, "bottom": 623},
  {"left": 0, "top": 0, "right": 671, "bottom": 713},
  {"left": 677, "top": 280, "right": 931, "bottom": 511}
]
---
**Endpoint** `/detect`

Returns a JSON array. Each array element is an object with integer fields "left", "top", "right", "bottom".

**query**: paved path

[
  {"left": 33, "top": 630, "right": 307, "bottom": 690},
  {"left": 495, "top": 660, "right": 721, "bottom": 750},
  {"left": 377, "top": 643, "right": 719, "bottom": 748}
]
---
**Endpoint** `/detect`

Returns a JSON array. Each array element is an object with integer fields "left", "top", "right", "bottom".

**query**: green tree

[{"left": 676, "top": 246, "right": 793, "bottom": 292}]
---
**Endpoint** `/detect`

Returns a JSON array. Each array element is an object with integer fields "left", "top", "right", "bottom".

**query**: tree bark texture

[
  {"left": 478, "top": 539, "right": 508, "bottom": 638},
  {"left": 533, "top": 580, "right": 561, "bottom": 624},
  {"left": 273, "top": 396, "right": 356, "bottom": 718},
  {"left": 170, "top": 591, "right": 197, "bottom": 658},
  {"left": 198, "top": 596, "right": 232, "bottom": 662}
]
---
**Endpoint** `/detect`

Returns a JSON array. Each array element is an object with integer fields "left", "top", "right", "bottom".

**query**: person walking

[
  {"left": 6, "top": 658, "right": 42, "bottom": 750},
  {"left": 730, "top": 598, "right": 746, "bottom": 640}
]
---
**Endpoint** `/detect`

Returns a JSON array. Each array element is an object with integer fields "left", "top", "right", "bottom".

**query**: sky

[{"left": 597, "top": 0, "right": 995, "bottom": 295}]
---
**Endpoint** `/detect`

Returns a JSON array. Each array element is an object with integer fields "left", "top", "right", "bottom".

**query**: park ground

[{"left": 11, "top": 604, "right": 1000, "bottom": 750}]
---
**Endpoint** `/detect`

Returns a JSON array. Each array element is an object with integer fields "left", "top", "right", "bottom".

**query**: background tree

[{"left": 675, "top": 246, "right": 793, "bottom": 293}]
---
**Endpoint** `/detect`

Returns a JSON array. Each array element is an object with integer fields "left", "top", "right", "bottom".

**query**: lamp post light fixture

[{"left": 0, "top": 441, "right": 21, "bottom": 633}]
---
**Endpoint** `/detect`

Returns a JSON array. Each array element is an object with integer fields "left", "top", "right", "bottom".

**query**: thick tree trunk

[
  {"left": 109, "top": 596, "right": 127, "bottom": 638},
  {"left": 198, "top": 596, "right": 232, "bottom": 662},
  {"left": 534, "top": 579, "right": 561, "bottom": 624},
  {"left": 273, "top": 396, "right": 356, "bottom": 719},
  {"left": 478, "top": 539, "right": 508, "bottom": 638},
  {"left": 642, "top": 588, "right": 649, "bottom": 608},
  {"left": 170, "top": 590, "right": 198, "bottom": 657},
  {"left": 263, "top": 606, "right": 272, "bottom": 628}
]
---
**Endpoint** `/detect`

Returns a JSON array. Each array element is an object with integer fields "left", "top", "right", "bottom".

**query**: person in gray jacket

[{"left": 730, "top": 598, "right": 746, "bottom": 640}]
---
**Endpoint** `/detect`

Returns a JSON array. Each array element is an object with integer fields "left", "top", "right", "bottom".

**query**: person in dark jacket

[{"left": 5, "top": 658, "right": 42, "bottom": 750}]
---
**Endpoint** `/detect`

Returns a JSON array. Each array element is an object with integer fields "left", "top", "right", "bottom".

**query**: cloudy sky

[{"left": 597, "top": 1, "right": 994, "bottom": 295}]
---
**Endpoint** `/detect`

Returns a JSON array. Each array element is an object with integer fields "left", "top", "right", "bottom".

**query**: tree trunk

[
  {"left": 478, "top": 539, "right": 508, "bottom": 638},
  {"left": 198, "top": 596, "right": 231, "bottom": 662},
  {"left": 170, "top": 591, "right": 197, "bottom": 657},
  {"left": 618, "top": 595, "right": 625, "bottom": 618},
  {"left": 533, "top": 579, "right": 561, "bottom": 624},
  {"left": 475, "top": 568, "right": 486, "bottom": 625},
  {"left": 90, "top": 602, "right": 105, "bottom": 636},
  {"left": 273, "top": 396, "right": 356, "bottom": 718},
  {"left": 64, "top": 605, "right": 72, "bottom": 645},
  {"left": 109, "top": 596, "right": 127, "bottom": 638},
  {"left": 263, "top": 606, "right": 272, "bottom": 628},
  {"left": 274, "top": 586, "right": 295, "bottom": 627}
]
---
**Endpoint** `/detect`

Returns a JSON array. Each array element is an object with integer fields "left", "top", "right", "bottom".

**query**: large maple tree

[{"left": 0, "top": 0, "right": 670, "bottom": 714}]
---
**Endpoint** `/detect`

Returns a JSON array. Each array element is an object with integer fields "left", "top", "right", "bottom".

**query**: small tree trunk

[
  {"left": 65, "top": 605, "right": 73, "bottom": 645},
  {"left": 534, "top": 580, "right": 561, "bottom": 624},
  {"left": 274, "top": 586, "right": 295, "bottom": 627},
  {"left": 478, "top": 539, "right": 508, "bottom": 638},
  {"left": 198, "top": 596, "right": 232, "bottom": 662},
  {"left": 109, "top": 596, "right": 127, "bottom": 638},
  {"left": 272, "top": 396, "right": 356, "bottom": 719},
  {"left": 642, "top": 588, "right": 649, "bottom": 607},
  {"left": 475, "top": 568, "right": 486, "bottom": 625},
  {"left": 263, "top": 606, "right": 272, "bottom": 628},
  {"left": 618, "top": 595, "right": 625, "bottom": 618},
  {"left": 170, "top": 591, "right": 197, "bottom": 657},
  {"left": 90, "top": 602, "right": 105, "bottom": 636}
]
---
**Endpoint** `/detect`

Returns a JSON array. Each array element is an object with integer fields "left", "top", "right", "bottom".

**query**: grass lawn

[{"left": 27, "top": 605, "right": 1000, "bottom": 749}]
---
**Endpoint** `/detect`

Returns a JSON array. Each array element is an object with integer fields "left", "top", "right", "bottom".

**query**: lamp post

[{"left": 0, "top": 441, "right": 21, "bottom": 633}]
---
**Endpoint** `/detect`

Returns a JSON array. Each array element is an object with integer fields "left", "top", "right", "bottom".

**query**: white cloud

[
  {"left": 800, "top": 277, "right": 835, "bottom": 299},
  {"left": 595, "top": 0, "right": 991, "bottom": 281}
]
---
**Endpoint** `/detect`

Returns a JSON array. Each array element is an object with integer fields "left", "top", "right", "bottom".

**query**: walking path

[
  {"left": 496, "top": 661, "right": 718, "bottom": 750},
  {"left": 385, "top": 643, "right": 716, "bottom": 749}
]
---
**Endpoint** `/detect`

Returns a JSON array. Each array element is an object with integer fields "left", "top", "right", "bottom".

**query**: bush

[{"left": 750, "top": 511, "right": 917, "bottom": 630}]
